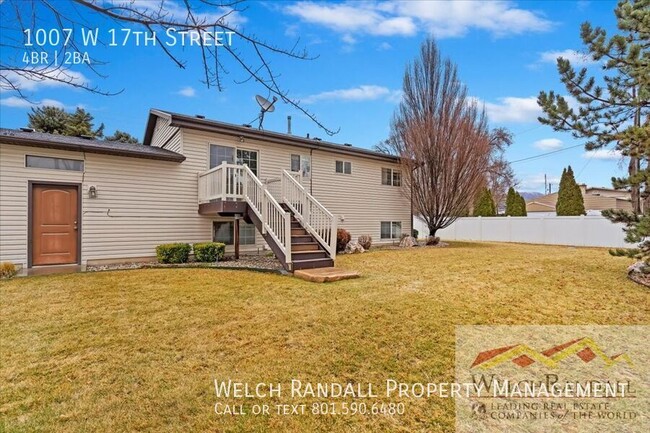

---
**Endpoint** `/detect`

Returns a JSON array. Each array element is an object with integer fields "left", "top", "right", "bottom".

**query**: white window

[
  {"left": 213, "top": 221, "right": 256, "bottom": 245},
  {"left": 380, "top": 221, "right": 402, "bottom": 239},
  {"left": 382, "top": 168, "right": 401, "bottom": 186},
  {"left": 210, "top": 145, "right": 258, "bottom": 175},
  {"left": 335, "top": 160, "right": 351, "bottom": 174},
  {"left": 290, "top": 154, "right": 311, "bottom": 178},
  {"left": 26, "top": 155, "right": 84, "bottom": 171}
]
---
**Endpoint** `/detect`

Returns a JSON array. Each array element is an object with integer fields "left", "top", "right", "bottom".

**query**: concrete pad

[{"left": 294, "top": 267, "right": 360, "bottom": 283}]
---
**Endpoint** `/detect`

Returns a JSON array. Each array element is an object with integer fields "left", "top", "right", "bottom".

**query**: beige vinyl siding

[
  {"left": 181, "top": 129, "right": 410, "bottom": 246},
  {"left": 150, "top": 116, "right": 182, "bottom": 152},
  {"left": 0, "top": 143, "right": 213, "bottom": 268},
  {"left": 311, "top": 149, "right": 411, "bottom": 243}
]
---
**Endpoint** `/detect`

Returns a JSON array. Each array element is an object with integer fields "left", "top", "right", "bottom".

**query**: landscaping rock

[
  {"left": 399, "top": 236, "right": 418, "bottom": 248},
  {"left": 344, "top": 241, "right": 365, "bottom": 254}
]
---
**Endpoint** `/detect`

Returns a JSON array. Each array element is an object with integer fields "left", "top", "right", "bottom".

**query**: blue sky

[{"left": 0, "top": 0, "right": 627, "bottom": 192}]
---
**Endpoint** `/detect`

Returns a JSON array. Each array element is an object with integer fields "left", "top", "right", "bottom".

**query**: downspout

[{"left": 310, "top": 148, "right": 313, "bottom": 195}]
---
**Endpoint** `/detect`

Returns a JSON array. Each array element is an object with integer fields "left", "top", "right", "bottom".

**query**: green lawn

[{"left": 1, "top": 242, "right": 648, "bottom": 432}]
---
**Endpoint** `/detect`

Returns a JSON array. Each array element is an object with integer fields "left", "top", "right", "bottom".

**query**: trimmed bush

[
  {"left": 0, "top": 262, "right": 17, "bottom": 279},
  {"left": 155, "top": 243, "right": 191, "bottom": 264},
  {"left": 412, "top": 229, "right": 419, "bottom": 239},
  {"left": 358, "top": 235, "right": 372, "bottom": 250},
  {"left": 193, "top": 242, "right": 225, "bottom": 262},
  {"left": 337, "top": 228, "right": 351, "bottom": 252}
]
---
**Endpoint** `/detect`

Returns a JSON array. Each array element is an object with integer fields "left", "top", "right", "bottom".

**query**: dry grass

[{"left": 1, "top": 242, "right": 648, "bottom": 432}]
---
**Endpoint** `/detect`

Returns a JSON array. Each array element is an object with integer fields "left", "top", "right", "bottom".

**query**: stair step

[
  {"left": 292, "top": 242, "right": 322, "bottom": 251},
  {"left": 291, "top": 228, "right": 308, "bottom": 235},
  {"left": 292, "top": 234, "right": 315, "bottom": 244},
  {"left": 292, "top": 257, "right": 334, "bottom": 270},
  {"left": 291, "top": 221, "right": 302, "bottom": 228},
  {"left": 292, "top": 250, "right": 328, "bottom": 260}
]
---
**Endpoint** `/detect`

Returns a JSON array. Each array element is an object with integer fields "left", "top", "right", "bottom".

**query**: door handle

[{"left": 74, "top": 221, "right": 78, "bottom": 230}]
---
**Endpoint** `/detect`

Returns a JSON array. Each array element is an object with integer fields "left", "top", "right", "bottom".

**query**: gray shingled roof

[{"left": 0, "top": 128, "right": 185, "bottom": 162}]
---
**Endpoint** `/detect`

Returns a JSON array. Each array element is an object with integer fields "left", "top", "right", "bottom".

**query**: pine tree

[
  {"left": 538, "top": 0, "right": 649, "bottom": 216},
  {"left": 27, "top": 106, "right": 69, "bottom": 134},
  {"left": 556, "top": 166, "right": 586, "bottom": 216},
  {"left": 517, "top": 193, "right": 528, "bottom": 216},
  {"left": 66, "top": 108, "right": 104, "bottom": 137},
  {"left": 473, "top": 188, "right": 496, "bottom": 217},
  {"left": 105, "top": 130, "right": 140, "bottom": 144},
  {"left": 505, "top": 187, "right": 517, "bottom": 216}
]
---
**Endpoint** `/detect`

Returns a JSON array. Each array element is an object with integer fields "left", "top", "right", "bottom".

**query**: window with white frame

[
  {"left": 380, "top": 221, "right": 402, "bottom": 239},
  {"left": 210, "top": 145, "right": 258, "bottom": 175},
  {"left": 213, "top": 221, "right": 256, "bottom": 245},
  {"left": 335, "top": 160, "right": 352, "bottom": 174},
  {"left": 291, "top": 154, "right": 311, "bottom": 178},
  {"left": 26, "top": 155, "right": 84, "bottom": 171},
  {"left": 382, "top": 168, "right": 401, "bottom": 186}
]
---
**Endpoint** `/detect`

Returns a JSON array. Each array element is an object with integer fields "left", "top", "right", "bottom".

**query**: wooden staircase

[{"left": 284, "top": 205, "right": 334, "bottom": 270}]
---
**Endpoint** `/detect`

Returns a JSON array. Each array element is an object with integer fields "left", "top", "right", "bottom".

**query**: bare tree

[
  {"left": 386, "top": 38, "right": 492, "bottom": 239},
  {"left": 485, "top": 127, "right": 517, "bottom": 212},
  {"left": 0, "top": 0, "right": 339, "bottom": 135}
]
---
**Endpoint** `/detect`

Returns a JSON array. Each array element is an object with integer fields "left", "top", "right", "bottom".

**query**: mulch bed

[{"left": 86, "top": 254, "right": 284, "bottom": 273}]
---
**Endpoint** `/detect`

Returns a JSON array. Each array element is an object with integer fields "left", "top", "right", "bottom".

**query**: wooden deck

[{"left": 294, "top": 267, "right": 360, "bottom": 283}]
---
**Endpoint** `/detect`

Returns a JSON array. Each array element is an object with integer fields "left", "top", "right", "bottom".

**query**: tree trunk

[
  {"left": 429, "top": 227, "right": 437, "bottom": 237},
  {"left": 630, "top": 156, "right": 640, "bottom": 215}
]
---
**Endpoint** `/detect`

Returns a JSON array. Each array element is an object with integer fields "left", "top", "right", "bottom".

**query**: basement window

[
  {"left": 335, "top": 160, "right": 352, "bottom": 174},
  {"left": 380, "top": 221, "right": 402, "bottom": 239},
  {"left": 213, "top": 221, "right": 255, "bottom": 245},
  {"left": 25, "top": 155, "right": 84, "bottom": 171}
]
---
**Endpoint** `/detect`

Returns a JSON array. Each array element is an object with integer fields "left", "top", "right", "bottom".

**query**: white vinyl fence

[{"left": 415, "top": 215, "right": 633, "bottom": 248}]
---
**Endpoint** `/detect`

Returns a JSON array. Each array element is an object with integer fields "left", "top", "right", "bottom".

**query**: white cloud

[
  {"left": 113, "top": 0, "right": 247, "bottom": 26},
  {"left": 539, "top": 49, "right": 597, "bottom": 66},
  {"left": 303, "top": 85, "right": 401, "bottom": 104},
  {"left": 0, "top": 68, "right": 90, "bottom": 93},
  {"left": 378, "top": 42, "right": 393, "bottom": 50},
  {"left": 176, "top": 86, "right": 196, "bottom": 97},
  {"left": 341, "top": 34, "right": 357, "bottom": 45},
  {"left": 475, "top": 96, "right": 541, "bottom": 123},
  {"left": 519, "top": 173, "right": 560, "bottom": 192},
  {"left": 0, "top": 96, "right": 65, "bottom": 109},
  {"left": 284, "top": 1, "right": 552, "bottom": 38},
  {"left": 583, "top": 149, "right": 623, "bottom": 161},
  {"left": 533, "top": 138, "right": 563, "bottom": 150}
]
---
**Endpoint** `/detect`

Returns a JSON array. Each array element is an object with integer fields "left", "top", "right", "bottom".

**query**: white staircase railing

[
  {"left": 198, "top": 162, "right": 292, "bottom": 266},
  {"left": 281, "top": 170, "right": 337, "bottom": 258}
]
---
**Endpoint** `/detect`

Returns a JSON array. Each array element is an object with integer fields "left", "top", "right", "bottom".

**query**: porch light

[{"left": 88, "top": 185, "right": 97, "bottom": 198}]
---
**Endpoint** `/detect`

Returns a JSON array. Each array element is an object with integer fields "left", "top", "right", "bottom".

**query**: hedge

[
  {"left": 155, "top": 243, "right": 191, "bottom": 264},
  {"left": 193, "top": 242, "right": 226, "bottom": 262}
]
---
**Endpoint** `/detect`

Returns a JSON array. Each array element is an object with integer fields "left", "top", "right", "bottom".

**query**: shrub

[
  {"left": 193, "top": 242, "right": 226, "bottom": 262},
  {"left": 412, "top": 229, "right": 419, "bottom": 239},
  {"left": 357, "top": 235, "right": 372, "bottom": 250},
  {"left": 155, "top": 243, "right": 191, "bottom": 264},
  {"left": 473, "top": 188, "right": 496, "bottom": 216},
  {"left": 0, "top": 262, "right": 17, "bottom": 279},
  {"left": 336, "top": 229, "right": 351, "bottom": 252}
]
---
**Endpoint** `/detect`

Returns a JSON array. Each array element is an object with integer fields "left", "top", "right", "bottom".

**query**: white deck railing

[
  {"left": 198, "top": 162, "right": 292, "bottom": 265},
  {"left": 281, "top": 170, "right": 337, "bottom": 258}
]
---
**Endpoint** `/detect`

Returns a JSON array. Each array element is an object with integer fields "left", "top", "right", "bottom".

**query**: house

[
  {"left": 0, "top": 109, "right": 411, "bottom": 273},
  {"left": 526, "top": 184, "right": 633, "bottom": 216}
]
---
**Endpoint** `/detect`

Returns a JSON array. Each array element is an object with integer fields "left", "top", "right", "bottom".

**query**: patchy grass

[{"left": 1, "top": 242, "right": 648, "bottom": 432}]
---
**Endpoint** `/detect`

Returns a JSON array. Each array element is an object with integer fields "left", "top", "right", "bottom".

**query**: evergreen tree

[
  {"left": 66, "top": 108, "right": 104, "bottom": 137},
  {"left": 27, "top": 106, "right": 69, "bottom": 134},
  {"left": 473, "top": 188, "right": 496, "bottom": 217},
  {"left": 556, "top": 166, "right": 586, "bottom": 216},
  {"left": 538, "top": 0, "right": 649, "bottom": 216},
  {"left": 105, "top": 130, "right": 140, "bottom": 144},
  {"left": 517, "top": 193, "right": 528, "bottom": 216},
  {"left": 505, "top": 187, "right": 517, "bottom": 216}
]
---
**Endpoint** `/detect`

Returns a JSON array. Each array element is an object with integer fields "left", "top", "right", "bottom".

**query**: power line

[{"left": 510, "top": 143, "right": 584, "bottom": 164}]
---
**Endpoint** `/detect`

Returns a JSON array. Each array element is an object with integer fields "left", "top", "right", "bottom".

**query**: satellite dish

[{"left": 255, "top": 95, "right": 278, "bottom": 129}]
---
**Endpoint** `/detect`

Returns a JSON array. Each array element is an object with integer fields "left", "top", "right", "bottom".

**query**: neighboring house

[
  {"left": 526, "top": 184, "right": 633, "bottom": 216},
  {"left": 0, "top": 109, "right": 411, "bottom": 272}
]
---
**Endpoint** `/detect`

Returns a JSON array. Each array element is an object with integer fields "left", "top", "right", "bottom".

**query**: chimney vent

[
  {"left": 287, "top": 115, "right": 292, "bottom": 135},
  {"left": 195, "top": 114, "right": 205, "bottom": 119},
  {"left": 79, "top": 134, "right": 94, "bottom": 140},
  {"left": 20, "top": 127, "right": 35, "bottom": 133}
]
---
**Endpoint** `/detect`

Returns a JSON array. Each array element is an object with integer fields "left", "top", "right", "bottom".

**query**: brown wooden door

[{"left": 32, "top": 185, "right": 79, "bottom": 266}]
